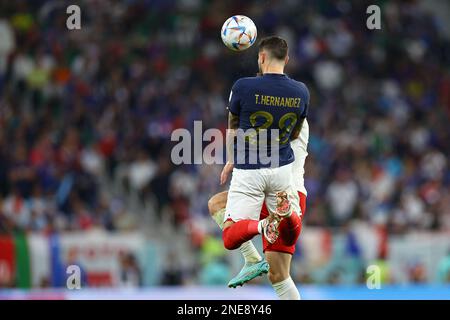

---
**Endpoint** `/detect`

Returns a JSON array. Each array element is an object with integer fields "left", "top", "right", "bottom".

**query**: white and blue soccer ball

[{"left": 221, "top": 15, "right": 257, "bottom": 51}]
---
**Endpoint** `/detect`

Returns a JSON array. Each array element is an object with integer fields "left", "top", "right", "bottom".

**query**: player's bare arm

[{"left": 220, "top": 112, "right": 239, "bottom": 185}]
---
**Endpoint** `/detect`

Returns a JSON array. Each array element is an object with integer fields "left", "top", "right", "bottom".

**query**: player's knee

[
  {"left": 223, "top": 238, "right": 237, "bottom": 250},
  {"left": 207, "top": 198, "right": 213, "bottom": 215},
  {"left": 208, "top": 192, "right": 227, "bottom": 215},
  {"left": 222, "top": 226, "right": 238, "bottom": 250},
  {"left": 207, "top": 197, "right": 218, "bottom": 215}
]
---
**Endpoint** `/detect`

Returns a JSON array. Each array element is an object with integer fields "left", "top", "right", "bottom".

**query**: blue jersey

[{"left": 228, "top": 73, "right": 309, "bottom": 169}]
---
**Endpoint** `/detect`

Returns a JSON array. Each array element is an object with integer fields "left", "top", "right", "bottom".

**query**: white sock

[
  {"left": 212, "top": 208, "right": 226, "bottom": 229},
  {"left": 212, "top": 209, "right": 261, "bottom": 264},
  {"left": 272, "top": 277, "right": 301, "bottom": 300},
  {"left": 239, "top": 241, "right": 262, "bottom": 264}
]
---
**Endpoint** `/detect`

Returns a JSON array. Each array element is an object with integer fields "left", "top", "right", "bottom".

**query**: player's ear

[
  {"left": 259, "top": 51, "right": 265, "bottom": 64},
  {"left": 285, "top": 55, "right": 289, "bottom": 66}
]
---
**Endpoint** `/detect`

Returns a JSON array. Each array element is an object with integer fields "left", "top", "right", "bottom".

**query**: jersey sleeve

[{"left": 227, "top": 80, "right": 243, "bottom": 115}]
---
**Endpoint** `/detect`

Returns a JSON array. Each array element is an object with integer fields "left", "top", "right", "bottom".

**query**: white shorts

[{"left": 224, "top": 163, "right": 301, "bottom": 222}]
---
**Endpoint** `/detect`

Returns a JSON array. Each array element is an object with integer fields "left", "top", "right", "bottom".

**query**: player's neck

[{"left": 262, "top": 65, "right": 284, "bottom": 75}]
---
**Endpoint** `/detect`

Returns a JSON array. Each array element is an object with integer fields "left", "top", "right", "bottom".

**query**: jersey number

[{"left": 247, "top": 111, "right": 297, "bottom": 145}]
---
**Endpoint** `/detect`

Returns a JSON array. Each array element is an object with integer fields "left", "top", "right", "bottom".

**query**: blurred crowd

[{"left": 0, "top": 0, "right": 449, "bottom": 285}]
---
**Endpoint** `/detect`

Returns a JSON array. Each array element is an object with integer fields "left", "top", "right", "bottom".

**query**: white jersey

[{"left": 290, "top": 119, "right": 309, "bottom": 195}]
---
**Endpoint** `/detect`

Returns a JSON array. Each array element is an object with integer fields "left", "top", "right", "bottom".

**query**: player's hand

[{"left": 220, "top": 162, "right": 234, "bottom": 185}]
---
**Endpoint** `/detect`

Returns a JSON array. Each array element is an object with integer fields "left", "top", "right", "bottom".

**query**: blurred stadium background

[{"left": 0, "top": 0, "right": 449, "bottom": 299}]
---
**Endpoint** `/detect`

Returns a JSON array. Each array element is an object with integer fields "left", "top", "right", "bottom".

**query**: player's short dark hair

[{"left": 258, "top": 36, "right": 288, "bottom": 60}]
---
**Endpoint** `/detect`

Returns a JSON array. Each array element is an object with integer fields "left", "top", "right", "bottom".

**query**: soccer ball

[{"left": 221, "top": 15, "right": 257, "bottom": 51}]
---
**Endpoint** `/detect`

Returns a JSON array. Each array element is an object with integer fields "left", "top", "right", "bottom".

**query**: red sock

[
  {"left": 222, "top": 220, "right": 259, "bottom": 250},
  {"left": 279, "top": 213, "right": 302, "bottom": 246}
]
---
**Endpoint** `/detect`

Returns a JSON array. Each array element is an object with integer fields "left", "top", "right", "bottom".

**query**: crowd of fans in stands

[{"left": 0, "top": 0, "right": 449, "bottom": 285}]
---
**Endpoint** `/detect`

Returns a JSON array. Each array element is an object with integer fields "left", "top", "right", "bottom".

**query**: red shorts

[{"left": 259, "top": 191, "right": 306, "bottom": 255}]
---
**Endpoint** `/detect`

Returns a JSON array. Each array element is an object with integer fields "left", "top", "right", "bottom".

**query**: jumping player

[
  {"left": 208, "top": 119, "right": 309, "bottom": 289},
  {"left": 218, "top": 36, "right": 310, "bottom": 299}
]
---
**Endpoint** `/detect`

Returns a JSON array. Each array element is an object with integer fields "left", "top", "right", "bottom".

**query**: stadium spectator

[{"left": 0, "top": 0, "right": 448, "bottom": 286}]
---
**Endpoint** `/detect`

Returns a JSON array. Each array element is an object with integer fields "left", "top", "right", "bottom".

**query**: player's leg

[
  {"left": 259, "top": 164, "right": 301, "bottom": 299},
  {"left": 260, "top": 191, "right": 306, "bottom": 253},
  {"left": 208, "top": 191, "right": 269, "bottom": 288},
  {"left": 279, "top": 191, "right": 306, "bottom": 245},
  {"left": 261, "top": 229, "right": 301, "bottom": 300},
  {"left": 208, "top": 191, "right": 261, "bottom": 263},
  {"left": 208, "top": 191, "right": 228, "bottom": 228},
  {"left": 262, "top": 164, "right": 300, "bottom": 245},
  {"left": 275, "top": 191, "right": 303, "bottom": 246},
  {"left": 261, "top": 191, "right": 307, "bottom": 299},
  {"left": 222, "top": 168, "right": 276, "bottom": 250},
  {"left": 222, "top": 214, "right": 273, "bottom": 249},
  {"left": 222, "top": 209, "right": 279, "bottom": 249},
  {"left": 265, "top": 250, "right": 300, "bottom": 300}
]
